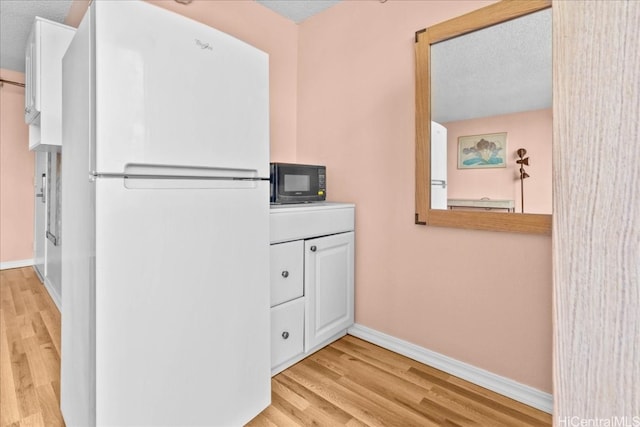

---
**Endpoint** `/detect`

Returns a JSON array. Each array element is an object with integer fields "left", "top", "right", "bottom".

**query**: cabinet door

[
  {"left": 305, "top": 232, "right": 354, "bottom": 351},
  {"left": 24, "top": 25, "right": 38, "bottom": 123}
]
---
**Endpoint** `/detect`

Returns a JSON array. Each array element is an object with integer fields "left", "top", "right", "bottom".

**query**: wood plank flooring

[
  {"left": 0, "top": 267, "right": 64, "bottom": 427},
  {"left": 1, "top": 267, "right": 551, "bottom": 426},
  {"left": 248, "top": 335, "right": 551, "bottom": 426}
]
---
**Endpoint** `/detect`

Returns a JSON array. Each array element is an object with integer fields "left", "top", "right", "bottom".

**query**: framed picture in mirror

[{"left": 457, "top": 132, "right": 507, "bottom": 169}]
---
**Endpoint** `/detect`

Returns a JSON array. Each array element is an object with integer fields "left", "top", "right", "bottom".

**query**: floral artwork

[{"left": 457, "top": 132, "right": 507, "bottom": 169}]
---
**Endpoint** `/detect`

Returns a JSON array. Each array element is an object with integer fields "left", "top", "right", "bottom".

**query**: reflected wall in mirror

[
  {"left": 432, "top": 8, "right": 552, "bottom": 214},
  {"left": 415, "top": 0, "right": 552, "bottom": 234}
]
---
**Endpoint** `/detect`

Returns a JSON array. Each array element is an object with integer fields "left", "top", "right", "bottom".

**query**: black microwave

[{"left": 270, "top": 163, "right": 326, "bottom": 204}]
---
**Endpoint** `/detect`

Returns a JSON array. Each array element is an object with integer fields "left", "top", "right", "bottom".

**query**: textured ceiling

[
  {"left": 0, "top": 0, "right": 342, "bottom": 73},
  {"left": 0, "top": 0, "right": 73, "bottom": 72},
  {"left": 431, "top": 8, "right": 552, "bottom": 123},
  {"left": 256, "top": 0, "right": 342, "bottom": 23}
]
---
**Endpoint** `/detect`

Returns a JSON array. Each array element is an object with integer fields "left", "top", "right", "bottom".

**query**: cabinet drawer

[
  {"left": 271, "top": 298, "right": 304, "bottom": 369},
  {"left": 270, "top": 240, "right": 304, "bottom": 306},
  {"left": 270, "top": 205, "right": 354, "bottom": 244}
]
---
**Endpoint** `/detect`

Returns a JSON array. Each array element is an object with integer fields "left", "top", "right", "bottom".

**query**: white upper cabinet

[
  {"left": 24, "top": 18, "right": 75, "bottom": 150},
  {"left": 24, "top": 29, "right": 38, "bottom": 124}
]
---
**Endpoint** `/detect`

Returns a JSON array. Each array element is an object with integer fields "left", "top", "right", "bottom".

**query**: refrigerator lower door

[
  {"left": 431, "top": 182, "right": 448, "bottom": 210},
  {"left": 94, "top": 178, "right": 270, "bottom": 426}
]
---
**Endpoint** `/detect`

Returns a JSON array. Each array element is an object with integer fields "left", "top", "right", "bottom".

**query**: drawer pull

[
  {"left": 310, "top": 245, "right": 317, "bottom": 252},
  {"left": 281, "top": 331, "right": 290, "bottom": 340},
  {"left": 281, "top": 270, "right": 289, "bottom": 278}
]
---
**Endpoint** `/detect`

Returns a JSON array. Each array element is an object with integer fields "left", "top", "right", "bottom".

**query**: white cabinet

[
  {"left": 24, "top": 18, "right": 75, "bottom": 150},
  {"left": 269, "top": 203, "right": 355, "bottom": 375},
  {"left": 305, "top": 232, "right": 355, "bottom": 351},
  {"left": 24, "top": 30, "right": 38, "bottom": 124}
]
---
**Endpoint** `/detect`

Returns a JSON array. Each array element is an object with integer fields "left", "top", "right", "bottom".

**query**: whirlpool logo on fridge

[{"left": 195, "top": 39, "right": 213, "bottom": 51}]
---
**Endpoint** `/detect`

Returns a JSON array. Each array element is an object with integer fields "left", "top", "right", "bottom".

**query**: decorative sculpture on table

[{"left": 516, "top": 148, "right": 530, "bottom": 213}]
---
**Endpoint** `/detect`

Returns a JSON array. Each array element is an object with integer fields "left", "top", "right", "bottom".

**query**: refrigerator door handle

[
  {"left": 122, "top": 164, "right": 260, "bottom": 180},
  {"left": 431, "top": 179, "right": 447, "bottom": 189},
  {"left": 92, "top": 164, "right": 269, "bottom": 189},
  {"left": 121, "top": 176, "right": 263, "bottom": 190}
]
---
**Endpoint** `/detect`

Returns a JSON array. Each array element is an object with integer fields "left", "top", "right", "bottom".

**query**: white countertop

[
  {"left": 269, "top": 202, "right": 355, "bottom": 243},
  {"left": 270, "top": 202, "right": 355, "bottom": 213}
]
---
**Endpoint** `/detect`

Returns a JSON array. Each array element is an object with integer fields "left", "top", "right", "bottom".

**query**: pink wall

[
  {"left": 444, "top": 109, "right": 553, "bottom": 214},
  {"left": 297, "top": 1, "right": 552, "bottom": 393},
  {"left": 0, "top": 70, "right": 34, "bottom": 263},
  {"left": 65, "top": 0, "right": 299, "bottom": 162}
]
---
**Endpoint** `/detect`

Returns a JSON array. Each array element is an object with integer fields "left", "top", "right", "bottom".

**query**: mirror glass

[{"left": 430, "top": 9, "right": 552, "bottom": 215}]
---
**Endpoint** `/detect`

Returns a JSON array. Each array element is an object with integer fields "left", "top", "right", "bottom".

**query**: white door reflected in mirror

[{"left": 430, "top": 121, "right": 447, "bottom": 210}]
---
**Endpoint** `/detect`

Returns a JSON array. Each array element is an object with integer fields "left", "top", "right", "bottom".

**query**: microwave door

[{"left": 270, "top": 163, "right": 325, "bottom": 203}]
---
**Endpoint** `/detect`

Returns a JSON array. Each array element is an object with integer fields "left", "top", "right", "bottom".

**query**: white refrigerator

[
  {"left": 60, "top": 1, "right": 270, "bottom": 425},
  {"left": 431, "top": 121, "right": 448, "bottom": 210}
]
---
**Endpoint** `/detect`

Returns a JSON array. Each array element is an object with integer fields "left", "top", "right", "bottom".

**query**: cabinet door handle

[
  {"left": 310, "top": 245, "right": 317, "bottom": 252},
  {"left": 41, "top": 174, "right": 46, "bottom": 204},
  {"left": 281, "top": 270, "right": 289, "bottom": 278},
  {"left": 281, "top": 331, "right": 289, "bottom": 340}
]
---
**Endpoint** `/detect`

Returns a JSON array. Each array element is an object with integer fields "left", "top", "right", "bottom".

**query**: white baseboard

[
  {"left": 347, "top": 323, "right": 553, "bottom": 414},
  {"left": 43, "top": 277, "right": 62, "bottom": 312},
  {"left": 0, "top": 259, "right": 34, "bottom": 270}
]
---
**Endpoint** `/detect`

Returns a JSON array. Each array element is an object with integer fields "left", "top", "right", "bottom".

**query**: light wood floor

[
  {"left": 1, "top": 267, "right": 551, "bottom": 426},
  {"left": 1, "top": 267, "right": 63, "bottom": 427},
  {"left": 248, "top": 336, "right": 551, "bottom": 426}
]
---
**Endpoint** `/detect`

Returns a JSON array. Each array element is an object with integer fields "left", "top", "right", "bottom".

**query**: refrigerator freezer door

[
  {"left": 93, "top": 179, "right": 270, "bottom": 426},
  {"left": 431, "top": 121, "right": 448, "bottom": 210},
  {"left": 93, "top": 1, "right": 269, "bottom": 177}
]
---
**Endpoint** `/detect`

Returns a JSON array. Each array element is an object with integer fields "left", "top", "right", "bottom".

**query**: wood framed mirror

[{"left": 415, "top": 0, "right": 552, "bottom": 234}]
